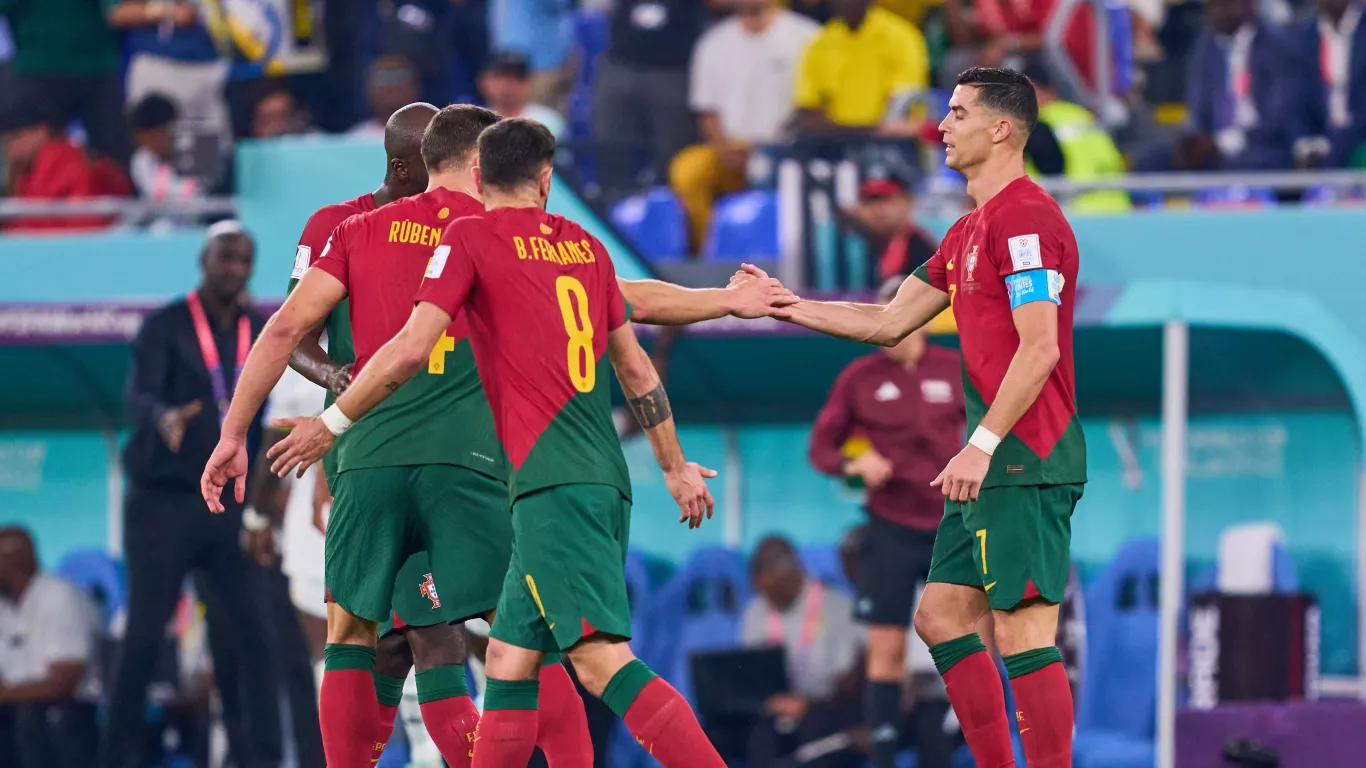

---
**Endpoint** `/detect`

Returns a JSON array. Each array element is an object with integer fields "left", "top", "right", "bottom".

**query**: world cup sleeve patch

[
  {"left": 425, "top": 245, "right": 451, "bottom": 278},
  {"left": 291, "top": 245, "right": 311, "bottom": 278},
  {"left": 1004, "top": 269, "right": 1062, "bottom": 309},
  {"left": 1007, "top": 233, "right": 1042, "bottom": 272}
]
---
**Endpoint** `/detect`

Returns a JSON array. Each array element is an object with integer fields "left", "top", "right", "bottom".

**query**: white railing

[{"left": 0, "top": 196, "right": 237, "bottom": 223}]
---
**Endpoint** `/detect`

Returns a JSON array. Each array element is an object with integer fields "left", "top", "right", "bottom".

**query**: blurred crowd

[{"left": 1, "top": 0, "right": 1365, "bottom": 236}]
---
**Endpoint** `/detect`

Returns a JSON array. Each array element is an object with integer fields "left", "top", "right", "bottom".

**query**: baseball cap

[
  {"left": 858, "top": 176, "right": 910, "bottom": 201},
  {"left": 484, "top": 51, "right": 531, "bottom": 78}
]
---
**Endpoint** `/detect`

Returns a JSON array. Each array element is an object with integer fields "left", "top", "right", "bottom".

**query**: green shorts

[
  {"left": 489, "top": 484, "right": 633, "bottom": 653},
  {"left": 927, "top": 483, "right": 1083, "bottom": 611},
  {"left": 326, "top": 464, "right": 512, "bottom": 626},
  {"left": 378, "top": 552, "right": 449, "bottom": 637}
]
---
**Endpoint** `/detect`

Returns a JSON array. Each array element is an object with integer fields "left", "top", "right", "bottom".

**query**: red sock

[
  {"left": 943, "top": 651, "right": 1016, "bottom": 768},
  {"left": 622, "top": 678, "right": 727, "bottom": 768},
  {"left": 421, "top": 695, "right": 481, "bottom": 767},
  {"left": 321, "top": 669, "right": 381, "bottom": 768},
  {"left": 1010, "top": 662, "right": 1074, "bottom": 768},
  {"left": 470, "top": 709, "right": 539, "bottom": 768},
  {"left": 536, "top": 663, "right": 594, "bottom": 767},
  {"left": 373, "top": 703, "right": 399, "bottom": 763}
]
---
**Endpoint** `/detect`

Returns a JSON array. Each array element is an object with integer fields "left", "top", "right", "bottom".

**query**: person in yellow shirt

[{"left": 793, "top": 0, "right": 931, "bottom": 134}]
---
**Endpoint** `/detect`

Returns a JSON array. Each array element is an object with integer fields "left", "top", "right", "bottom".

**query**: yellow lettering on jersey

[
  {"left": 556, "top": 241, "right": 578, "bottom": 264},
  {"left": 388, "top": 221, "right": 401, "bottom": 243},
  {"left": 579, "top": 239, "right": 596, "bottom": 263},
  {"left": 514, "top": 236, "right": 529, "bottom": 260}
]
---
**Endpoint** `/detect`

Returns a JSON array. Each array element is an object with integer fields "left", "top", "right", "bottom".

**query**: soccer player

[
  {"left": 734, "top": 68, "right": 1085, "bottom": 768},
  {"left": 265, "top": 118, "right": 731, "bottom": 768}
]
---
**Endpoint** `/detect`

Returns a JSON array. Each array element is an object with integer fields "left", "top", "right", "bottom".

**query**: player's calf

[
  {"left": 472, "top": 638, "right": 546, "bottom": 768},
  {"left": 322, "top": 604, "right": 383, "bottom": 768},
  {"left": 995, "top": 601, "right": 1073, "bottom": 768},
  {"left": 404, "top": 622, "right": 480, "bottom": 768},
  {"left": 371, "top": 631, "right": 413, "bottom": 765}
]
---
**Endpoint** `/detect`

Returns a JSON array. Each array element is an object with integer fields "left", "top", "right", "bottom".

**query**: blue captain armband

[{"left": 1004, "top": 269, "right": 1064, "bottom": 310}]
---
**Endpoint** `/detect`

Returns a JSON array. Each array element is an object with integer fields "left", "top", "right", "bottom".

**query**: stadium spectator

[
  {"left": 808, "top": 286, "right": 962, "bottom": 768},
  {"left": 350, "top": 56, "right": 423, "bottom": 138},
  {"left": 1022, "top": 60, "right": 1132, "bottom": 212},
  {"left": 478, "top": 51, "right": 567, "bottom": 137},
  {"left": 249, "top": 85, "right": 316, "bottom": 140},
  {"left": 2, "top": 106, "right": 118, "bottom": 233},
  {"left": 741, "top": 536, "right": 865, "bottom": 768},
  {"left": 793, "top": 0, "right": 930, "bottom": 136},
  {"left": 490, "top": 0, "right": 571, "bottom": 108},
  {"left": 0, "top": 0, "right": 131, "bottom": 168},
  {"left": 0, "top": 528, "right": 101, "bottom": 768},
  {"left": 129, "top": 94, "right": 201, "bottom": 204},
  {"left": 941, "top": 0, "right": 1099, "bottom": 92},
  {"left": 1291, "top": 0, "right": 1366, "bottom": 168},
  {"left": 669, "top": 0, "right": 818, "bottom": 249},
  {"left": 835, "top": 177, "right": 939, "bottom": 284},
  {"left": 108, "top": 1, "right": 233, "bottom": 144},
  {"left": 380, "top": 0, "right": 488, "bottom": 106},
  {"left": 593, "top": 0, "right": 711, "bottom": 199},
  {"left": 1172, "top": 0, "right": 1299, "bottom": 171},
  {"left": 103, "top": 222, "right": 282, "bottom": 768}
]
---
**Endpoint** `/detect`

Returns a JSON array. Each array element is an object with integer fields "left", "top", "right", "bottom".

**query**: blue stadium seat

[
  {"left": 800, "top": 544, "right": 852, "bottom": 594},
  {"left": 1193, "top": 186, "right": 1277, "bottom": 209},
  {"left": 646, "top": 547, "right": 751, "bottom": 704},
  {"left": 704, "top": 189, "right": 780, "bottom": 261},
  {"left": 611, "top": 188, "right": 689, "bottom": 262},
  {"left": 1130, "top": 190, "right": 1165, "bottom": 208},
  {"left": 1106, "top": 1, "right": 1135, "bottom": 95},
  {"left": 572, "top": 9, "right": 610, "bottom": 89},
  {"left": 57, "top": 548, "right": 125, "bottom": 630},
  {"left": 1074, "top": 538, "right": 1160, "bottom": 768}
]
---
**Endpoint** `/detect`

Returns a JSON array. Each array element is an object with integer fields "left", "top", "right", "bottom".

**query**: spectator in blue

[
  {"left": 1173, "top": 0, "right": 1299, "bottom": 170},
  {"left": 0, "top": 0, "right": 131, "bottom": 168},
  {"left": 381, "top": 0, "right": 490, "bottom": 106},
  {"left": 490, "top": 0, "right": 571, "bottom": 109},
  {"left": 1292, "top": 0, "right": 1366, "bottom": 168},
  {"left": 108, "top": 1, "right": 233, "bottom": 143}
]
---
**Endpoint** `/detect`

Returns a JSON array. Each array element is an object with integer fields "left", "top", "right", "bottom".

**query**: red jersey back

[
  {"left": 312, "top": 187, "right": 507, "bottom": 480},
  {"left": 914, "top": 177, "right": 1086, "bottom": 487},
  {"left": 416, "top": 207, "right": 631, "bottom": 502}
]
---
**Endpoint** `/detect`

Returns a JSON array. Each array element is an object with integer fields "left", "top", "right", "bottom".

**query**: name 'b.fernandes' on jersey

[
  {"left": 310, "top": 187, "right": 508, "bottom": 480},
  {"left": 912, "top": 177, "right": 1086, "bottom": 487},
  {"left": 415, "top": 208, "right": 632, "bottom": 502}
]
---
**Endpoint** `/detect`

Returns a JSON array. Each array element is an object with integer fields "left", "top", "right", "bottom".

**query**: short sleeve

[
  {"left": 290, "top": 208, "right": 343, "bottom": 289},
  {"left": 913, "top": 248, "right": 949, "bottom": 292},
  {"left": 311, "top": 223, "right": 353, "bottom": 290},
  {"left": 992, "top": 210, "right": 1065, "bottom": 277},
  {"left": 593, "top": 236, "right": 629, "bottom": 331},
  {"left": 688, "top": 31, "right": 723, "bottom": 113},
  {"left": 415, "top": 222, "right": 477, "bottom": 317},
  {"left": 36, "top": 581, "right": 95, "bottom": 666},
  {"left": 792, "top": 38, "right": 823, "bottom": 110}
]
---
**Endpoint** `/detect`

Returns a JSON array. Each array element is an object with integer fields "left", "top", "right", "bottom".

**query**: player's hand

[
  {"left": 930, "top": 444, "right": 991, "bottom": 503},
  {"left": 664, "top": 462, "right": 717, "bottom": 529},
  {"left": 727, "top": 262, "right": 770, "bottom": 288},
  {"left": 312, "top": 469, "right": 332, "bottom": 534},
  {"left": 326, "top": 363, "right": 354, "bottom": 396},
  {"left": 267, "top": 416, "right": 336, "bottom": 479},
  {"left": 244, "top": 528, "right": 277, "bottom": 567},
  {"left": 201, "top": 436, "right": 248, "bottom": 513},
  {"left": 158, "top": 400, "right": 203, "bottom": 453},
  {"left": 727, "top": 276, "right": 798, "bottom": 319},
  {"left": 846, "top": 449, "right": 894, "bottom": 489}
]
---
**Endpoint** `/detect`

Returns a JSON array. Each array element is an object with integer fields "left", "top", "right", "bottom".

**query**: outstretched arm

[
  {"left": 607, "top": 323, "right": 716, "bottom": 527},
  {"left": 618, "top": 276, "right": 795, "bottom": 326}
]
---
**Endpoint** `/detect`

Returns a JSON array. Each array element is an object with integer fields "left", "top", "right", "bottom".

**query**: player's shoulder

[
  {"left": 993, "top": 179, "right": 1070, "bottom": 228},
  {"left": 306, "top": 194, "right": 374, "bottom": 232},
  {"left": 444, "top": 213, "right": 493, "bottom": 239}
]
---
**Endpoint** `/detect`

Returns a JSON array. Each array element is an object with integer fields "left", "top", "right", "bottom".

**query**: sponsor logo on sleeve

[
  {"left": 1007, "top": 233, "right": 1042, "bottom": 271},
  {"left": 425, "top": 245, "right": 451, "bottom": 278},
  {"left": 291, "top": 245, "right": 311, "bottom": 278}
]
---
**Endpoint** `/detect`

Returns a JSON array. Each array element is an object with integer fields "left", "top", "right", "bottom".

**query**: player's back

[
  {"left": 430, "top": 207, "right": 631, "bottom": 502},
  {"left": 314, "top": 187, "right": 508, "bottom": 480}
]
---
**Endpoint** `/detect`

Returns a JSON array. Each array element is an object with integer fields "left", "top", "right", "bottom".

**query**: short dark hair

[
  {"left": 476, "top": 118, "right": 556, "bottom": 192},
  {"left": 956, "top": 66, "right": 1038, "bottom": 136},
  {"left": 421, "top": 104, "right": 502, "bottom": 173},
  {"left": 750, "top": 535, "right": 800, "bottom": 577},
  {"left": 130, "top": 94, "right": 178, "bottom": 132}
]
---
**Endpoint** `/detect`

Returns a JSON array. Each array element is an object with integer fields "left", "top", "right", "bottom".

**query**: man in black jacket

[{"left": 101, "top": 222, "right": 284, "bottom": 768}]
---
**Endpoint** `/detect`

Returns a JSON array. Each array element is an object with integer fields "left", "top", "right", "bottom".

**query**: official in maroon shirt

[{"left": 807, "top": 277, "right": 964, "bottom": 762}]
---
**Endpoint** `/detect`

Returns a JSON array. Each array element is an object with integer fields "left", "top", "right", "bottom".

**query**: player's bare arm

[
  {"left": 607, "top": 323, "right": 717, "bottom": 528},
  {"left": 618, "top": 276, "right": 797, "bottom": 326},
  {"left": 932, "top": 300, "right": 1059, "bottom": 503},
  {"left": 731, "top": 263, "right": 948, "bottom": 345},
  {"left": 267, "top": 301, "right": 451, "bottom": 478},
  {"left": 288, "top": 321, "right": 353, "bottom": 395},
  {"left": 200, "top": 269, "right": 347, "bottom": 512}
]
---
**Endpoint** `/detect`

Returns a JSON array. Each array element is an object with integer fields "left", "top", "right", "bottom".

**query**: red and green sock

[
  {"left": 1004, "top": 647, "right": 1073, "bottom": 768},
  {"left": 471, "top": 678, "right": 540, "bottom": 768},
  {"left": 417, "top": 664, "right": 480, "bottom": 768},
  {"left": 929, "top": 633, "right": 1015, "bottom": 768},
  {"left": 537, "top": 656, "right": 594, "bottom": 767},
  {"left": 600, "top": 660, "right": 727, "bottom": 768},
  {"left": 372, "top": 672, "right": 406, "bottom": 763},
  {"left": 321, "top": 643, "right": 380, "bottom": 768}
]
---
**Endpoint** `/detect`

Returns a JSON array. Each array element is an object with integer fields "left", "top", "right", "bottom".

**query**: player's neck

[
  {"left": 426, "top": 171, "right": 480, "bottom": 199},
  {"left": 483, "top": 190, "right": 543, "bottom": 210},
  {"left": 197, "top": 286, "right": 242, "bottom": 326},
  {"left": 965, "top": 154, "right": 1028, "bottom": 208}
]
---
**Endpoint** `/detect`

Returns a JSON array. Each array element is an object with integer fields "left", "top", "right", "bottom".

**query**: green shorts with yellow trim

[
  {"left": 489, "top": 483, "right": 633, "bottom": 653},
  {"left": 326, "top": 464, "right": 512, "bottom": 627},
  {"left": 926, "top": 483, "right": 1083, "bottom": 611}
]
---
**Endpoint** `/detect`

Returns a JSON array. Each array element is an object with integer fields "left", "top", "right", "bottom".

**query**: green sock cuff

[
  {"left": 484, "top": 678, "right": 540, "bottom": 710},
  {"left": 600, "top": 659, "right": 658, "bottom": 719},
  {"left": 1003, "top": 646, "right": 1063, "bottom": 679},
  {"left": 373, "top": 673, "right": 406, "bottom": 707},
  {"left": 324, "top": 643, "right": 376, "bottom": 673},
  {"left": 415, "top": 664, "right": 469, "bottom": 704},
  {"left": 928, "top": 633, "right": 988, "bottom": 676},
  {"left": 541, "top": 652, "right": 563, "bottom": 667}
]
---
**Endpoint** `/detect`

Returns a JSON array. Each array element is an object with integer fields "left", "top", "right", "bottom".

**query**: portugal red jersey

[{"left": 416, "top": 207, "right": 631, "bottom": 502}]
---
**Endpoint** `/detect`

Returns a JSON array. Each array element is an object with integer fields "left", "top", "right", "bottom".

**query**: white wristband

[
  {"left": 320, "top": 404, "right": 354, "bottom": 436},
  {"left": 968, "top": 426, "right": 1002, "bottom": 456},
  {"left": 242, "top": 506, "right": 271, "bottom": 532}
]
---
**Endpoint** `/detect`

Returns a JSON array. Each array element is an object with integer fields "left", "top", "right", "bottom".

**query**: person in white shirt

[
  {"left": 669, "top": 0, "right": 818, "bottom": 249},
  {"left": 478, "top": 51, "right": 567, "bottom": 138},
  {"left": 0, "top": 528, "right": 100, "bottom": 768}
]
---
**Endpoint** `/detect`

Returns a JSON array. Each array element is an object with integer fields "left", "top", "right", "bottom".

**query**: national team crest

[
  {"left": 965, "top": 245, "right": 979, "bottom": 283},
  {"left": 420, "top": 573, "right": 441, "bottom": 609}
]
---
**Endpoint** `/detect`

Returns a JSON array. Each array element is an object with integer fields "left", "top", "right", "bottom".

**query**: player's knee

[
  {"left": 407, "top": 622, "right": 468, "bottom": 671},
  {"left": 992, "top": 599, "right": 1059, "bottom": 657},
  {"left": 866, "top": 626, "right": 909, "bottom": 680},
  {"left": 566, "top": 635, "right": 636, "bottom": 698},
  {"left": 483, "top": 639, "right": 540, "bottom": 681},
  {"left": 913, "top": 602, "right": 974, "bottom": 648},
  {"left": 326, "top": 605, "right": 378, "bottom": 646},
  {"left": 373, "top": 631, "right": 415, "bottom": 678}
]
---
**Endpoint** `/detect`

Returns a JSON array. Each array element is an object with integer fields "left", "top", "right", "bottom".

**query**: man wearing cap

[
  {"left": 478, "top": 51, "right": 566, "bottom": 137},
  {"left": 807, "top": 277, "right": 964, "bottom": 768},
  {"left": 837, "top": 176, "right": 939, "bottom": 287}
]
